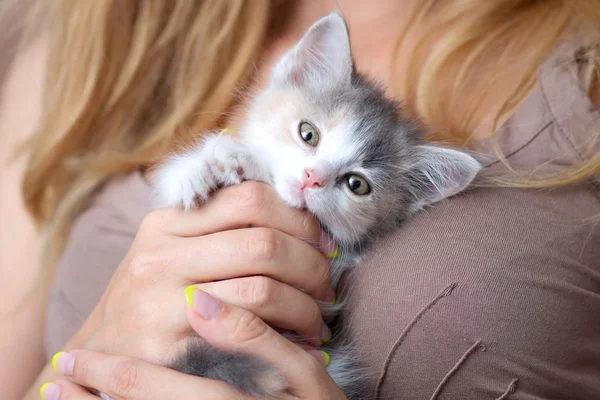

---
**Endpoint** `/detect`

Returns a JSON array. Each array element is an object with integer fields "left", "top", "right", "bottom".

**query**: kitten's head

[{"left": 242, "top": 13, "right": 480, "bottom": 248}]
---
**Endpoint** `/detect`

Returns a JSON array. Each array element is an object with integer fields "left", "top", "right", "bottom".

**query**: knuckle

[
  {"left": 237, "top": 276, "right": 274, "bottom": 308},
  {"left": 229, "top": 309, "right": 270, "bottom": 344},
  {"left": 128, "top": 252, "right": 161, "bottom": 284},
  {"left": 236, "top": 181, "right": 270, "bottom": 214},
  {"left": 140, "top": 208, "right": 173, "bottom": 232},
  {"left": 127, "top": 246, "right": 173, "bottom": 285},
  {"left": 246, "top": 228, "right": 279, "bottom": 263},
  {"left": 108, "top": 359, "right": 139, "bottom": 397}
]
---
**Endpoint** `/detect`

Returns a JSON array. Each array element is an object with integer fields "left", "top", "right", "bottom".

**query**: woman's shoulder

[
  {"left": 475, "top": 41, "right": 600, "bottom": 190},
  {"left": 340, "top": 42, "right": 600, "bottom": 399}
]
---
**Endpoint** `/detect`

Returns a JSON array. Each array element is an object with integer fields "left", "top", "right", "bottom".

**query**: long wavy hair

[{"left": 11, "top": 0, "right": 600, "bottom": 269}]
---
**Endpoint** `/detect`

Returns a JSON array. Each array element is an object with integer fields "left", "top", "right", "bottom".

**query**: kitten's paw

[
  {"left": 152, "top": 134, "right": 267, "bottom": 211},
  {"left": 203, "top": 135, "right": 253, "bottom": 186},
  {"left": 153, "top": 149, "right": 217, "bottom": 210}
]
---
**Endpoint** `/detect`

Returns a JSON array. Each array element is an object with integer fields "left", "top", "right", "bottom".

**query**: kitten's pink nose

[{"left": 302, "top": 168, "right": 325, "bottom": 189}]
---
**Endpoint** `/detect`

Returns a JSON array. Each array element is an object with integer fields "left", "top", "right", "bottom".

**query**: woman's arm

[{"left": 0, "top": 35, "right": 50, "bottom": 398}]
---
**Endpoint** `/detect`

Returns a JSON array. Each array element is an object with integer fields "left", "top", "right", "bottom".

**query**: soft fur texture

[{"left": 149, "top": 12, "right": 481, "bottom": 400}]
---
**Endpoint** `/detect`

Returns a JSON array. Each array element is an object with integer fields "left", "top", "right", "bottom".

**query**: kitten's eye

[
  {"left": 346, "top": 174, "right": 371, "bottom": 195},
  {"left": 299, "top": 121, "right": 319, "bottom": 146}
]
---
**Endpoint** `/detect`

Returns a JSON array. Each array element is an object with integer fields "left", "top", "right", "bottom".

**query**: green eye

[
  {"left": 347, "top": 174, "right": 371, "bottom": 195},
  {"left": 299, "top": 121, "right": 319, "bottom": 146}
]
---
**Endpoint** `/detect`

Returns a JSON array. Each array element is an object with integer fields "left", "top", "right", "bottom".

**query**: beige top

[{"left": 46, "top": 42, "right": 600, "bottom": 399}]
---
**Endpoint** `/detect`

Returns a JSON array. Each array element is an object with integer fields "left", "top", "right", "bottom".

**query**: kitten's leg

[
  {"left": 173, "top": 338, "right": 287, "bottom": 397},
  {"left": 153, "top": 134, "right": 270, "bottom": 210}
]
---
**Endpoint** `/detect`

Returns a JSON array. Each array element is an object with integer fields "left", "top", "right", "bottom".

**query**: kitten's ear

[
  {"left": 271, "top": 12, "right": 353, "bottom": 90},
  {"left": 410, "top": 146, "right": 481, "bottom": 208}
]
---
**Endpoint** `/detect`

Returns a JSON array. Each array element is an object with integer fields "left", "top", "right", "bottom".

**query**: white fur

[{"left": 153, "top": 134, "right": 271, "bottom": 210}]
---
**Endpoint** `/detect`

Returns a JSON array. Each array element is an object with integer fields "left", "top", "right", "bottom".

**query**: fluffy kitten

[{"left": 152, "top": 12, "right": 480, "bottom": 400}]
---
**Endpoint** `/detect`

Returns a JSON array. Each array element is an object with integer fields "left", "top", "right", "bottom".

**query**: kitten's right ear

[{"left": 271, "top": 12, "right": 353, "bottom": 90}]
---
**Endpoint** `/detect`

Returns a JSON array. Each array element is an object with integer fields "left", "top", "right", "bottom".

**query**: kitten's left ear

[
  {"left": 409, "top": 145, "right": 481, "bottom": 209},
  {"left": 271, "top": 12, "right": 353, "bottom": 90}
]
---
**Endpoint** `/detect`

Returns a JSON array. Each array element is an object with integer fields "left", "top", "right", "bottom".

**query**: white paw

[
  {"left": 153, "top": 134, "right": 266, "bottom": 210},
  {"left": 204, "top": 135, "right": 252, "bottom": 186},
  {"left": 152, "top": 149, "right": 217, "bottom": 210}
]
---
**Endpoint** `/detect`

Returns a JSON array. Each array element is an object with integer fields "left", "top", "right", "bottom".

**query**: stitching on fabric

[
  {"left": 374, "top": 282, "right": 458, "bottom": 399},
  {"left": 428, "top": 340, "right": 485, "bottom": 400},
  {"left": 539, "top": 59, "right": 600, "bottom": 193},
  {"left": 482, "top": 119, "right": 553, "bottom": 168},
  {"left": 495, "top": 378, "right": 519, "bottom": 400}
]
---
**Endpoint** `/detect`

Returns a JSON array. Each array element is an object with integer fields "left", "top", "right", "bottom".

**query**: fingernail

[
  {"left": 52, "top": 351, "right": 74, "bottom": 376},
  {"left": 319, "top": 229, "right": 338, "bottom": 258},
  {"left": 185, "top": 285, "right": 197, "bottom": 308},
  {"left": 219, "top": 127, "right": 236, "bottom": 135},
  {"left": 185, "top": 286, "right": 223, "bottom": 319},
  {"left": 308, "top": 350, "right": 331, "bottom": 367},
  {"left": 40, "top": 382, "right": 60, "bottom": 400},
  {"left": 322, "top": 288, "right": 336, "bottom": 304},
  {"left": 321, "top": 323, "right": 332, "bottom": 343}
]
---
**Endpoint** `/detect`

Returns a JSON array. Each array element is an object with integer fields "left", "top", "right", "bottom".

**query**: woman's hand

[
  {"left": 43, "top": 290, "right": 346, "bottom": 400},
  {"left": 77, "top": 181, "right": 336, "bottom": 364}
]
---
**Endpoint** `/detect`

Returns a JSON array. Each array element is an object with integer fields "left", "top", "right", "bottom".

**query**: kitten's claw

[
  {"left": 205, "top": 135, "right": 251, "bottom": 186},
  {"left": 153, "top": 134, "right": 266, "bottom": 210}
]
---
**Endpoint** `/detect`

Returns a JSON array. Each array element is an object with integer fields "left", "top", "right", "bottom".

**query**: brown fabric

[{"left": 46, "top": 42, "right": 600, "bottom": 400}]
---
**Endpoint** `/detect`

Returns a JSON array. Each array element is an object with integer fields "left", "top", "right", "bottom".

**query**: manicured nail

[
  {"left": 185, "top": 285, "right": 197, "bottom": 308},
  {"left": 308, "top": 350, "right": 331, "bottom": 367},
  {"left": 319, "top": 229, "right": 338, "bottom": 258},
  {"left": 219, "top": 127, "right": 236, "bottom": 135},
  {"left": 321, "top": 323, "right": 332, "bottom": 343},
  {"left": 52, "top": 351, "right": 74, "bottom": 375},
  {"left": 40, "top": 382, "right": 60, "bottom": 400},
  {"left": 185, "top": 286, "right": 223, "bottom": 319},
  {"left": 322, "top": 288, "right": 336, "bottom": 304},
  {"left": 327, "top": 246, "right": 340, "bottom": 259}
]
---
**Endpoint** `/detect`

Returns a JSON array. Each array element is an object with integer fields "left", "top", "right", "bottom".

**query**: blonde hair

[{"left": 17, "top": 0, "right": 600, "bottom": 268}]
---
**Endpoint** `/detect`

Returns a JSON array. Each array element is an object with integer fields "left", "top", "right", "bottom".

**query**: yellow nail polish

[
  {"left": 219, "top": 127, "right": 236, "bottom": 135},
  {"left": 331, "top": 291, "right": 337, "bottom": 305},
  {"left": 323, "top": 330, "right": 333, "bottom": 344},
  {"left": 51, "top": 352, "right": 66, "bottom": 373},
  {"left": 327, "top": 246, "right": 340, "bottom": 259},
  {"left": 321, "top": 350, "right": 331, "bottom": 367},
  {"left": 40, "top": 382, "right": 53, "bottom": 400},
  {"left": 185, "top": 285, "right": 197, "bottom": 308}
]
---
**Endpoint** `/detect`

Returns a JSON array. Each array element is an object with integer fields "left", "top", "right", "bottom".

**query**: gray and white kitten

[{"left": 152, "top": 12, "right": 480, "bottom": 400}]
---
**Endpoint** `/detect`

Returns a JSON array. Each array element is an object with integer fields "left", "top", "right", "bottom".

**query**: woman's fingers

[
  {"left": 51, "top": 351, "right": 247, "bottom": 400},
  {"left": 196, "top": 277, "right": 330, "bottom": 346},
  {"left": 46, "top": 379, "right": 98, "bottom": 399},
  {"left": 161, "top": 181, "right": 336, "bottom": 255},
  {"left": 179, "top": 227, "right": 334, "bottom": 301},
  {"left": 185, "top": 288, "right": 346, "bottom": 399}
]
